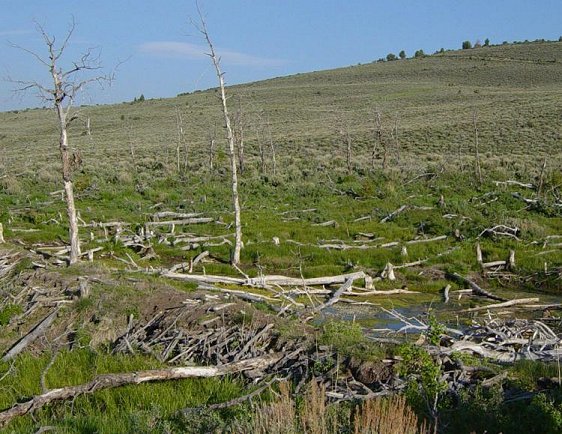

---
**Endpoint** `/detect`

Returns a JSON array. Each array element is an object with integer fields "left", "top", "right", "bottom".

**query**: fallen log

[
  {"left": 494, "top": 180, "right": 535, "bottom": 189},
  {"left": 312, "top": 220, "right": 338, "bottom": 227},
  {"left": 0, "top": 354, "right": 282, "bottom": 426},
  {"left": 162, "top": 270, "right": 366, "bottom": 289},
  {"left": 405, "top": 235, "right": 447, "bottom": 245},
  {"left": 380, "top": 205, "right": 408, "bottom": 223},
  {"left": 145, "top": 218, "right": 214, "bottom": 228},
  {"left": 196, "top": 283, "right": 278, "bottom": 305},
  {"left": 347, "top": 288, "right": 419, "bottom": 296},
  {"left": 447, "top": 273, "right": 507, "bottom": 302},
  {"left": 464, "top": 298, "right": 540, "bottom": 312},
  {"left": 313, "top": 278, "right": 354, "bottom": 312},
  {"left": 2, "top": 309, "right": 58, "bottom": 362},
  {"left": 153, "top": 211, "right": 203, "bottom": 220}
]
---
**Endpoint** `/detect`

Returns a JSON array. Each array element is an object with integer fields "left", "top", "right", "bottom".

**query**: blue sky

[{"left": 0, "top": 0, "right": 560, "bottom": 111}]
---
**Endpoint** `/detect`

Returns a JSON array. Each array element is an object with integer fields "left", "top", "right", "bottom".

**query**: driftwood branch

[{"left": 0, "top": 354, "right": 281, "bottom": 426}]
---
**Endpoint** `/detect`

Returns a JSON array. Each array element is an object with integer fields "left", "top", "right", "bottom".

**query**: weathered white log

[
  {"left": 482, "top": 260, "right": 507, "bottom": 269},
  {"left": 464, "top": 298, "right": 540, "bottom": 312},
  {"left": 145, "top": 218, "right": 214, "bottom": 228},
  {"left": 476, "top": 243, "right": 483, "bottom": 265},
  {"left": 405, "top": 235, "right": 447, "bottom": 245},
  {"left": 196, "top": 283, "right": 278, "bottom": 305},
  {"left": 380, "top": 205, "right": 408, "bottom": 223},
  {"left": 163, "top": 270, "right": 366, "bottom": 289},
  {"left": 313, "top": 278, "right": 354, "bottom": 312},
  {"left": 494, "top": 180, "right": 535, "bottom": 189},
  {"left": 0, "top": 354, "right": 282, "bottom": 426},
  {"left": 394, "top": 258, "right": 427, "bottom": 269},
  {"left": 0, "top": 223, "right": 4, "bottom": 243},
  {"left": 153, "top": 211, "right": 203, "bottom": 220},
  {"left": 353, "top": 215, "right": 371, "bottom": 222},
  {"left": 80, "top": 221, "right": 131, "bottom": 228},
  {"left": 347, "top": 288, "right": 419, "bottom": 296},
  {"left": 312, "top": 220, "right": 338, "bottom": 227}
]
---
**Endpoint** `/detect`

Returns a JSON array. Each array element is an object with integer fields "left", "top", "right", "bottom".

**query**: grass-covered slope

[{"left": 1, "top": 40, "right": 561, "bottom": 180}]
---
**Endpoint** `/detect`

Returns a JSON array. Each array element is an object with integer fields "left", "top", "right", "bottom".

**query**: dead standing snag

[
  {"left": 9, "top": 19, "right": 113, "bottom": 264},
  {"left": 194, "top": 4, "right": 243, "bottom": 265}
]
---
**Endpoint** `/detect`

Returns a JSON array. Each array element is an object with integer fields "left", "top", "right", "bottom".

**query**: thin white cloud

[{"left": 139, "top": 41, "right": 287, "bottom": 68}]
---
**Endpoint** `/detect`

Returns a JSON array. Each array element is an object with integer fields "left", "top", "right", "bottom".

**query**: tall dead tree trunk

[
  {"left": 254, "top": 113, "right": 267, "bottom": 175},
  {"left": 372, "top": 109, "right": 382, "bottom": 170},
  {"left": 345, "top": 128, "right": 352, "bottom": 174},
  {"left": 234, "top": 97, "right": 245, "bottom": 174},
  {"left": 10, "top": 19, "right": 112, "bottom": 265},
  {"left": 335, "top": 113, "right": 352, "bottom": 174},
  {"left": 393, "top": 117, "right": 400, "bottom": 166},
  {"left": 54, "top": 91, "right": 81, "bottom": 264},
  {"left": 197, "top": 9, "right": 243, "bottom": 265},
  {"left": 266, "top": 116, "right": 277, "bottom": 177},
  {"left": 537, "top": 157, "right": 547, "bottom": 198},
  {"left": 473, "top": 110, "right": 483, "bottom": 185},
  {"left": 175, "top": 107, "right": 186, "bottom": 174}
]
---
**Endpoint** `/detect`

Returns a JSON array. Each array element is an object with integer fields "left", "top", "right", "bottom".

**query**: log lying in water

[
  {"left": 464, "top": 298, "right": 540, "bottom": 312},
  {"left": 447, "top": 273, "right": 507, "bottom": 302}
]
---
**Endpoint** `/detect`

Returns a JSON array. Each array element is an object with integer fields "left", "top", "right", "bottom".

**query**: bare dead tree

[
  {"left": 372, "top": 108, "right": 383, "bottom": 170},
  {"left": 9, "top": 19, "right": 113, "bottom": 264},
  {"left": 125, "top": 121, "right": 138, "bottom": 172},
  {"left": 233, "top": 96, "right": 246, "bottom": 174},
  {"left": 175, "top": 107, "right": 186, "bottom": 173},
  {"left": 334, "top": 112, "right": 353, "bottom": 174},
  {"left": 254, "top": 111, "right": 267, "bottom": 175},
  {"left": 195, "top": 5, "right": 243, "bottom": 265},
  {"left": 473, "top": 110, "right": 483, "bottom": 185},
  {"left": 392, "top": 117, "right": 400, "bottom": 166},
  {"left": 537, "top": 156, "right": 547, "bottom": 198},
  {"left": 265, "top": 115, "right": 277, "bottom": 177},
  {"left": 85, "top": 117, "right": 91, "bottom": 137}
]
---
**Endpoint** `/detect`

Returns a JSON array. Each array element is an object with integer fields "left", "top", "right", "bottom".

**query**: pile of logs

[
  {"left": 442, "top": 318, "right": 562, "bottom": 363},
  {"left": 375, "top": 309, "right": 562, "bottom": 363},
  {"left": 111, "top": 300, "right": 399, "bottom": 400}
]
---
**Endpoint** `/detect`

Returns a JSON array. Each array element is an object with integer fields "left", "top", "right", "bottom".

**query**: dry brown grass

[
  {"left": 353, "top": 394, "right": 431, "bottom": 434},
  {"left": 249, "top": 382, "right": 297, "bottom": 434},
  {"left": 245, "top": 381, "right": 431, "bottom": 434}
]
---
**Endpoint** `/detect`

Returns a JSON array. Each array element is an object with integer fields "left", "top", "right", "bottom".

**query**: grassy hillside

[{"left": 1, "top": 40, "right": 561, "bottom": 180}]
